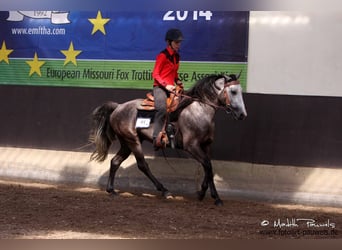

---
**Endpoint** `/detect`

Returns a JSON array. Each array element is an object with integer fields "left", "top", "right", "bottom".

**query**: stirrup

[
  {"left": 166, "top": 123, "right": 175, "bottom": 149},
  {"left": 154, "top": 131, "right": 168, "bottom": 150}
]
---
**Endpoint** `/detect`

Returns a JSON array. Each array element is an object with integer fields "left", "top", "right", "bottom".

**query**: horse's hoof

[
  {"left": 214, "top": 199, "right": 224, "bottom": 206},
  {"left": 163, "top": 191, "right": 173, "bottom": 199},
  {"left": 197, "top": 191, "right": 205, "bottom": 201},
  {"left": 110, "top": 191, "right": 118, "bottom": 196},
  {"left": 106, "top": 188, "right": 117, "bottom": 196}
]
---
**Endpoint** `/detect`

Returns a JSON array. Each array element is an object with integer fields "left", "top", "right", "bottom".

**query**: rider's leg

[{"left": 153, "top": 86, "right": 167, "bottom": 149}]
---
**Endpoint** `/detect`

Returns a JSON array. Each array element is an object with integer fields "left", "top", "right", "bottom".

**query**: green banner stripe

[{"left": 0, "top": 59, "right": 247, "bottom": 90}]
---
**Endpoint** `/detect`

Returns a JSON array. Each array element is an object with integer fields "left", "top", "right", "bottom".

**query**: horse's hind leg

[
  {"left": 106, "top": 144, "right": 131, "bottom": 195},
  {"left": 130, "top": 143, "right": 171, "bottom": 198}
]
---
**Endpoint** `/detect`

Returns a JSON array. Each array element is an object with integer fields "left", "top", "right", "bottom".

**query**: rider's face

[{"left": 171, "top": 40, "right": 182, "bottom": 52}]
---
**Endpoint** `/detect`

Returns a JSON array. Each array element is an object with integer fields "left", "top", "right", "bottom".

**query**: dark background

[{"left": 1, "top": 85, "right": 341, "bottom": 168}]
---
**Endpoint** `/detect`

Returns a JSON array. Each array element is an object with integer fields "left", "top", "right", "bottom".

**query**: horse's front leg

[
  {"left": 186, "top": 143, "right": 223, "bottom": 206},
  {"left": 202, "top": 159, "right": 223, "bottom": 206}
]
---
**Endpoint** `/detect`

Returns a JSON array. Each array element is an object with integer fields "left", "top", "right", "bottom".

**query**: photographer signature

[{"left": 261, "top": 218, "right": 336, "bottom": 229}]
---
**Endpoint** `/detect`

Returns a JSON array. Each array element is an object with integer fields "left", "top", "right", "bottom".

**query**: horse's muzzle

[
  {"left": 237, "top": 112, "right": 247, "bottom": 120},
  {"left": 227, "top": 106, "right": 247, "bottom": 120}
]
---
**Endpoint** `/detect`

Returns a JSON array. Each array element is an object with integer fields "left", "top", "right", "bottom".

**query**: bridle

[
  {"left": 223, "top": 79, "right": 241, "bottom": 107},
  {"left": 172, "top": 76, "right": 241, "bottom": 111}
]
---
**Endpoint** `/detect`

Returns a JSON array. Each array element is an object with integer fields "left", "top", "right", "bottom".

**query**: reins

[{"left": 170, "top": 79, "right": 241, "bottom": 111}]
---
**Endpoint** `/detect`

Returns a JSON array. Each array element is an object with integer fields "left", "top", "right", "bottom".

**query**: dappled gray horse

[{"left": 89, "top": 73, "right": 247, "bottom": 205}]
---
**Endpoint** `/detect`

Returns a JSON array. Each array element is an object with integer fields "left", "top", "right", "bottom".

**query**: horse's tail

[{"left": 89, "top": 101, "right": 119, "bottom": 162}]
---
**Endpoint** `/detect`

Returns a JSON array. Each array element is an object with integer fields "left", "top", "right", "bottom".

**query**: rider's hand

[
  {"left": 176, "top": 81, "right": 184, "bottom": 90},
  {"left": 165, "top": 85, "right": 176, "bottom": 92}
]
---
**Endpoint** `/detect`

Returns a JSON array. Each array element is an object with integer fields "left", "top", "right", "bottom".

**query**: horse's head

[{"left": 215, "top": 73, "right": 247, "bottom": 120}]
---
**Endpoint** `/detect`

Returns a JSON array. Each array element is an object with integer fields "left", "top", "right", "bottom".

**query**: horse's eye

[{"left": 231, "top": 90, "right": 237, "bottom": 95}]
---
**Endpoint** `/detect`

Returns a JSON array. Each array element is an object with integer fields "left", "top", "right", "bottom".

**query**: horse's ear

[
  {"left": 237, "top": 69, "right": 242, "bottom": 79},
  {"left": 227, "top": 70, "right": 242, "bottom": 81},
  {"left": 222, "top": 74, "right": 230, "bottom": 83},
  {"left": 214, "top": 77, "right": 225, "bottom": 90}
]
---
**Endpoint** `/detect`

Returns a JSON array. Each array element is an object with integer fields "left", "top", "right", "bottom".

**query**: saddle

[
  {"left": 137, "top": 85, "right": 184, "bottom": 149},
  {"left": 139, "top": 85, "right": 184, "bottom": 113}
]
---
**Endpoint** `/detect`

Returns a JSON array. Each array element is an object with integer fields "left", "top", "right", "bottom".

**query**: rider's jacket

[{"left": 152, "top": 46, "right": 180, "bottom": 88}]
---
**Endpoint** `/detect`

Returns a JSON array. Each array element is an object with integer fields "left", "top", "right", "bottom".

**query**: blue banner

[{"left": 0, "top": 11, "right": 249, "bottom": 89}]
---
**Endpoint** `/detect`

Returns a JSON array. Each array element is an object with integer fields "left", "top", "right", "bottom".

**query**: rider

[{"left": 152, "top": 28, "right": 184, "bottom": 150}]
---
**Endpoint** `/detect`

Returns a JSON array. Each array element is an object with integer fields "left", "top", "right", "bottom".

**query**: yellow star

[
  {"left": 25, "top": 52, "right": 46, "bottom": 77},
  {"left": 60, "top": 41, "right": 82, "bottom": 66},
  {"left": 88, "top": 10, "right": 110, "bottom": 35},
  {"left": 0, "top": 40, "right": 14, "bottom": 64}
]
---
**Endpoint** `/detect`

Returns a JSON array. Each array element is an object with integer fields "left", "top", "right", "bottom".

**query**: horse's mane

[
  {"left": 185, "top": 74, "right": 225, "bottom": 101},
  {"left": 170, "top": 74, "right": 226, "bottom": 121}
]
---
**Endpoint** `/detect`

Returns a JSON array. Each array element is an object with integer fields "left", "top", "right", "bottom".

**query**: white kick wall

[{"left": 247, "top": 11, "right": 342, "bottom": 97}]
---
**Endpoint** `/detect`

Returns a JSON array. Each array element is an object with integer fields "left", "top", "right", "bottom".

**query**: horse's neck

[
  {"left": 188, "top": 101, "right": 216, "bottom": 119},
  {"left": 194, "top": 96, "right": 221, "bottom": 112}
]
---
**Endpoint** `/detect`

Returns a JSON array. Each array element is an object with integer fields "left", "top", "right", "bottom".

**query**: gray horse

[{"left": 89, "top": 73, "right": 247, "bottom": 206}]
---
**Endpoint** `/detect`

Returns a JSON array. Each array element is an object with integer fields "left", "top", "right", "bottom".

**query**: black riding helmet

[{"left": 165, "top": 28, "right": 184, "bottom": 42}]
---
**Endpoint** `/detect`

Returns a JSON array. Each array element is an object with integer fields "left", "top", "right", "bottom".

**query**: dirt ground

[{"left": 0, "top": 179, "right": 341, "bottom": 239}]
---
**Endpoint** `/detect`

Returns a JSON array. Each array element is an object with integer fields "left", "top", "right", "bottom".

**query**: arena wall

[{"left": 0, "top": 85, "right": 341, "bottom": 168}]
